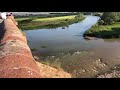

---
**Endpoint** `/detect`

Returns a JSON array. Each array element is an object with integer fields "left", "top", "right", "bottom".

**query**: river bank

[
  {"left": 32, "top": 50, "right": 120, "bottom": 78},
  {"left": 32, "top": 47, "right": 120, "bottom": 78},
  {"left": 97, "top": 65, "right": 120, "bottom": 78},
  {"left": 16, "top": 15, "right": 85, "bottom": 30},
  {"left": 84, "top": 22, "right": 120, "bottom": 39}
]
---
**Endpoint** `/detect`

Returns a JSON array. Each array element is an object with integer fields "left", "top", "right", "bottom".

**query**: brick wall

[{"left": 0, "top": 17, "right": 43, "bottom": 78}]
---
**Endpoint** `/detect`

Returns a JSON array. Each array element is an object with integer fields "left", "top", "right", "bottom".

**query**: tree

[
  {"left": 101, "top": 12, "right": 119, "bottom": 25},
  {"left": 102, "top": 12, "right": 117, "bottom": 21},
  {"left": 75, "top": 13, "right": 84, "bottom": 19},
  {"left": 104, "top": 18, "right": 114, "bottom": 25},
  {"left": 98, "top": 20, "right": 104, "bottom": 25}
]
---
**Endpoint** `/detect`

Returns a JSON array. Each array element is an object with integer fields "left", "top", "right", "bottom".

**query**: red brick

[
  {"left": 0, "top": 55, "right": 40, "bottom": 73},
  {"left": 0, "top": 17, "right": 43, "bottom": 78},
  {"left": 1, "top": 36, "right": 27, "bottom": 44},
  {"left": 0, "top": 68, "right": 42, "bottom": 78}
]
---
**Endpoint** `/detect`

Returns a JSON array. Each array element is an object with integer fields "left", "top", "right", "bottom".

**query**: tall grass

[{"left": 40, "top": 60, "right": 63, "bottom": 70}]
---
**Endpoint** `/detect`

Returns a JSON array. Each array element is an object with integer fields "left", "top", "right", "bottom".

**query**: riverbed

[{"left": 24, "top": 16, "right": 120, "bottom": 78}]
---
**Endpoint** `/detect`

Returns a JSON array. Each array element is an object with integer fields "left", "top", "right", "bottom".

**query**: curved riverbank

[
  {"left": 23, "top": 16, "right": 100, "bottom": 56},
  {"left": 84, "top": 22, "right": 120, "bottom": 39}
]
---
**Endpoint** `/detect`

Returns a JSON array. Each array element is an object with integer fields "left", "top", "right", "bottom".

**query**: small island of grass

[{"left": 15, "top": 13, "right": 85, "bottom": 30}]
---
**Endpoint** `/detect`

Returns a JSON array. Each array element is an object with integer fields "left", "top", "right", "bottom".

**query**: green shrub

[
  {"left": 104, "top": 18, "right": 114, "bottom": 25},
  {"left": 98, "top": 20, "right": 104, "bottom": 25}
]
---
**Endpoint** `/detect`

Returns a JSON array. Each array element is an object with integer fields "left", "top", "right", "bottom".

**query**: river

[{"left": 24, "top": 16, "right": 120, "bottom": 78}]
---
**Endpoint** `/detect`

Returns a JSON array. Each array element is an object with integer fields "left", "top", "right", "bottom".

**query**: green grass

[
  {"left": 16, "top": 15, "right": 85, "bottom": 30},
  {"left": 16, "top": 18, "right": 30, "bottom": 21},
  {"left": 33, "top": 15, "right": 76, "bottom": 22},
  {"left": 84, "top": 22, "right": 120, "bottom": 38}
]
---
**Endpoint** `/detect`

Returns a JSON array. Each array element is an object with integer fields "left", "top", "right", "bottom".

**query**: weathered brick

[
  {"left": 0, "top": 68, "right": 42, "bottom": 78},
  {"left": 0, "top": 17, "right": 42, "bottom": 78}
]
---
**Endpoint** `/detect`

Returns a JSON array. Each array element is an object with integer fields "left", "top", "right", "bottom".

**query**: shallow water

[
  {"left": 24, "top": 16, "right": 120, "bottom": 77},
  {"left": 24, "top": 16, "right": 100, "bottom": 55}
]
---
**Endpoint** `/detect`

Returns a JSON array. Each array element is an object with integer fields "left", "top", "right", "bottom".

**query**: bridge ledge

[
  {"left": 0, "top": 16, "right": 71, "bottom": 78},
  {"left": 0, "top": 17, "right": 42, "bottom": 78}
]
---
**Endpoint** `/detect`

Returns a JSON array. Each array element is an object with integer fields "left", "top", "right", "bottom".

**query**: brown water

[{"left": 24, "top": 16, "right": 120, "bottom": 78}]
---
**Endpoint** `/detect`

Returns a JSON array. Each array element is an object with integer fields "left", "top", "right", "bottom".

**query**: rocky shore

[{"left": 97, "top": 70, "right": 120, "bottom": 78}]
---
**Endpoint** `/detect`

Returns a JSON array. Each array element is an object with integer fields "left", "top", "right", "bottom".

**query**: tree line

[{"left": 98, "top": 12, "right": 120, "bottom": 25}]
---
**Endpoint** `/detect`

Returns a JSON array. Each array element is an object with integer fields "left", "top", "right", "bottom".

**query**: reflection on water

[{"left": 24, "top": 16, "right": 120, "bottom": 77}]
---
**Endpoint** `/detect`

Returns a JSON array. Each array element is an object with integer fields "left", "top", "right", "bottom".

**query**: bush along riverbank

[
  {"left": 84, "top": 22, "right": 120, "bottom": 39},
  {"left": 84, "top": 12, "right": 120, "bottom": 39},
  {"left": 16, "top": 14, "right": 85, "bottom": 30}
]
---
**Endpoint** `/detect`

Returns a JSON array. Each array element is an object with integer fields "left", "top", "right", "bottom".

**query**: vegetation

[
  {"left": 84, "top": 12, "right": 120, "bottom": 39},
  {"left": 16, "top": 14, "right": 85, "bottom": 30},
  {"left": 84, "top": 22, "right": 120, "bottom": 38},
  {"left": 113, "top": 65, "right": 120, "bottom": 71},
  {"left": 15, "top": 12, "right": 82, "bottom": 19},
  {"left": 96, "top": 12, "right": 120, "bottom": 25},
  {"left": 40, "top": 60, "right": 63, "bottom": 70},
  {"left": 92, "top": 12, "right": 103, "bottom": 16}
]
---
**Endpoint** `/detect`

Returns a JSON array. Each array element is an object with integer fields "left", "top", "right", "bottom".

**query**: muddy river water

[{"left": 24, "top": 16, "right": 120, "bottom": 78}]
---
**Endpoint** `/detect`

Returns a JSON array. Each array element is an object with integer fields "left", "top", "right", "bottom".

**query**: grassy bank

[
  {"left": 84, "top": 22, "right": 120, "bottom": 38},
  {"left": 16, "top": 15, "right": 85, "bottom": 30}
]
